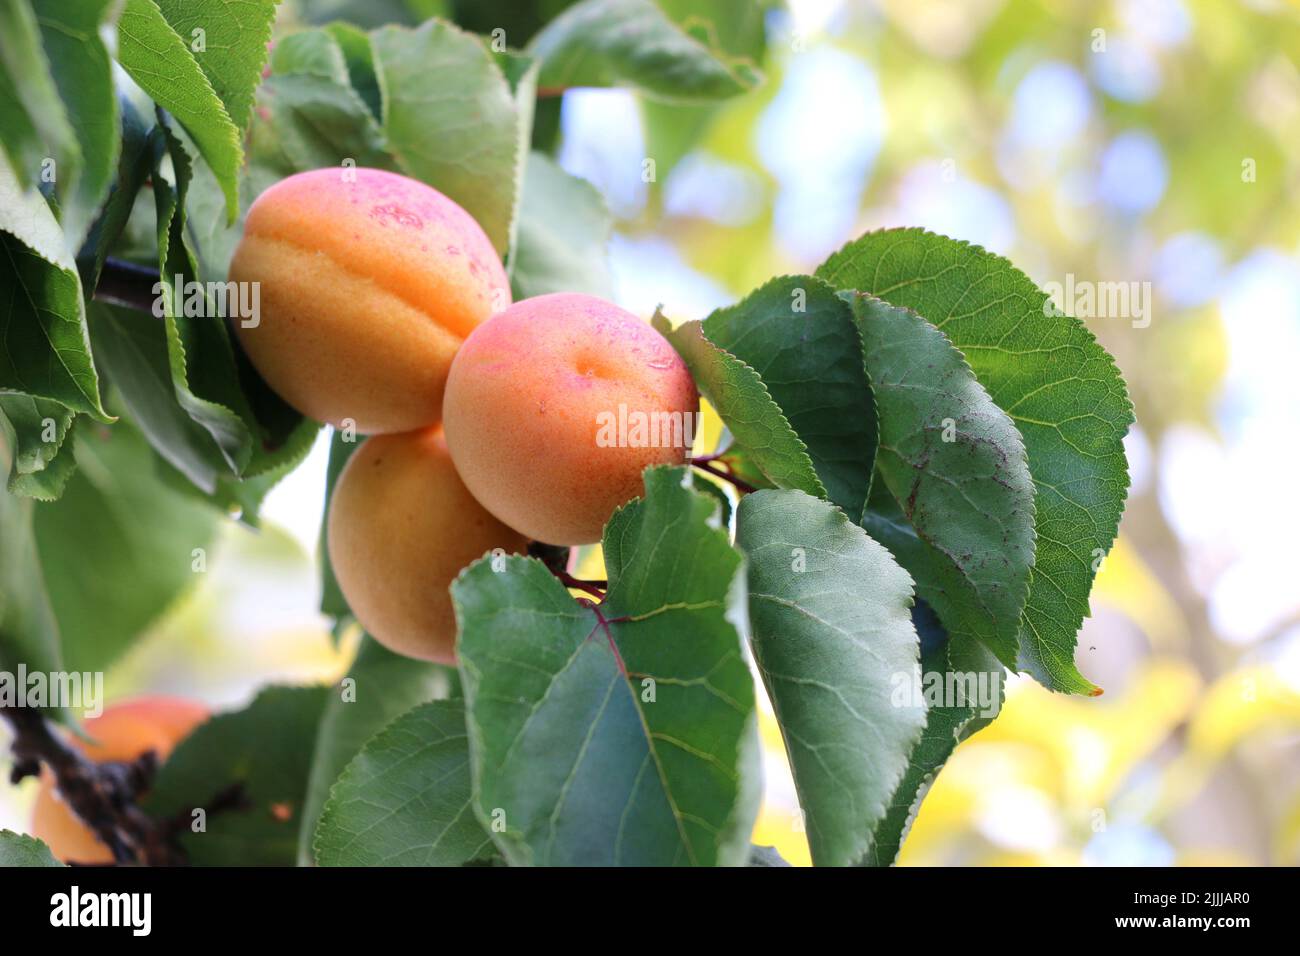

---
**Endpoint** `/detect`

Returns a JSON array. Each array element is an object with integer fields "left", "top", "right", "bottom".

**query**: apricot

[
  {"left": 443, "top": 293, "right": 699, "bottom": 545},
  {"left": 327, "top": 427, "right": 529, "bottom": 662},
  {"left": 229, "top": 167, "right": 510, "bottom": 434},
  {"left": 30, "top": 696, "right": 209, "bottom": 863}
]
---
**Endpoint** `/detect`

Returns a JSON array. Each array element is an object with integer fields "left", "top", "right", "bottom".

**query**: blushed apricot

[
  {"left": 30, "top": 696, "right": 209, "bottom": 863},
  {"left": 229, "top": 167, "right": 510, "bottom": 434},
  {"left": 327, "top": 427, "right": 528, "bottom": 662},
  {"left": 442, "top": 293, "right": 699, "bottom": 545}
]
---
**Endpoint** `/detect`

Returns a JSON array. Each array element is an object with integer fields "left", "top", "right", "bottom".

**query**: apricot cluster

[{"left": 232, "top": 168, "right": 698, "bottom": 662}]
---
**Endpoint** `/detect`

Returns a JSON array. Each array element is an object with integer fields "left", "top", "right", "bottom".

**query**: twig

[
  {"left": 94, "top": 257, "right": 161, "bottom": 314},
  {"left": 1, "top": 704, "right": 184, "bottom": 866},
  {"left": 691, "top": 457, "right": 758, "bottom": 495}
]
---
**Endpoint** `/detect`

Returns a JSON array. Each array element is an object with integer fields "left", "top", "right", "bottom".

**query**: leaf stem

[{"left": 691, "top": 457, "right": 758, "bottom": 495}]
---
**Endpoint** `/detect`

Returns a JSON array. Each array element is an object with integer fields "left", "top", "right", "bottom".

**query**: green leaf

[
  {"left": 78, "top": 95, "right": 155, "bottom": 289},
  {"left": 31, "top": 0, "right": 120, "bottom": 251},
  {"left": 734, "top": 488, "right": 925, "bottom": 867},
  {"left": 117, "top": 0, "right": 242, "bottom": 220},
  {"left": 314, "top": 699, "right": 494, "bottom": 866},
  {"left": 0, "top": 395, "right": 75, "bottom": 500},
  {"left": 0, "top": 830, "right": 64, "bottom": 867},
  {"left": 298, "top": 635, "right": 448, "bottom": 864},
  {"left": 261, "top": 29, "right": 392, "bottom": 173},
  {"left": 700, "top": 276, "right": 877, "bottom": 519},
  {"left": 32, "top": 419, "right": 218, "bottom": 673},
  {"left": 0, "top": 458, "right": 63, "bottom": 676},
  {"left": 151, "top": 115, "right": 258, "bottom": 476},
  {"left": 324, "top": 21, "right": 383, "bottom": 121},
  {"left": 510, "top": 151, "right": 612, "bottom": 300},
  {"left": 818, "top": 228, "right": 1133, "bottom": 695},
  {"left": 455, "top": 465, "right": 761, "bottom": 866},
  {"left": 848, "top": 293, "right": 1036, "bottom": 670},
  {"left": 0, "top": 155, "right": 107, "bottom": 419},
  {"left": 862, "top": 600, "right": 1000, "bottom": 866},
  {"left": 150, "top": 0, "right": 279, "bottom": 133},
  {"left": 145, "top": 685, "right": 330, "bottom": 866},
  {"left": 0, "top": 0, "right": 79, "bottom": 191},
  {"left": 371, "top": 19, "right": 522, "bottom": 253},
  {"left": 527, "top": 0, "right": 762, "bottom": 102},
  {"left": 657, "top": 314, "right": 824, "bottom": 497}
]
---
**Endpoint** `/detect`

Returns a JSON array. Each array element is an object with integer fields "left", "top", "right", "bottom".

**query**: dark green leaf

[
  {"left": 0, "top": 453, "right": 63, "bottom": 676},
  {"left": 657, "top": 314, "right": 824, "bottom": 497},
  {"left": 314, "top": 699, "right": 494, "bottom": 866},
  {"left": 848, "top": 293, "right": 1036, "bottom": 670},
  {"left": 818, "top": 228, "right": 1133, "bottom": 695},
  {"left": 455, "top": 465, "right": 761, "bottom": 866},
  {"left": 0, "top": 394, "right": 75, "bottom": 500},
  {"left": 298, "top": 635, "right": 449, "bottom": 864},
  {"left": 0, "top": 0, "right": 79, "bottom": 191},
  {"left": 0, "top": 156, "right": 107, "bottom": 419}
]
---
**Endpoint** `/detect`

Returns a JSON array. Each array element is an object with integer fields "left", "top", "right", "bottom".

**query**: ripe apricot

[
  {"left": 29, "top": 696, "right": 209, "bottom": 863},
  {"left": 443, "top": 293, "right": 699, "bottom": 545},
  {"left": 229, "top": 167, "right": 510, "bottom": 434},
  {"left": 327, "top": 427, "right": 529, "bottom": 662}
]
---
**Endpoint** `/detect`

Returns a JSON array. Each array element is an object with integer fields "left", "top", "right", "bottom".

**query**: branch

[
  {"left": 691, "top": 457, "right": 758, "bottom": 495},
  {"left": 94, "top": 257, "right": 161, "bottom": 314},
  {"left": 1, "top": 704, "right": 184, "bottom": 865}
]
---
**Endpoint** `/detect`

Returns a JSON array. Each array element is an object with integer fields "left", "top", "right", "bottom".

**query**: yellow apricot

[
  {"left": 327, "top": 427, "right": 529, "bottom": 662},
  {"left": 229, "top": 167, "right": 510, "bottom": 434},
  {"left": 443, "top": 293, "right": 699, "bottom": 545},
  {"left": 30, "top": 696, "right": 209, "bottom": 864}
]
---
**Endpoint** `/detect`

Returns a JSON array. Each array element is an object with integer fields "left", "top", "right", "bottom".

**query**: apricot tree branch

[
  {"left": 691, "top": 457, "right": 758, "bottom": 495},
  {"left": 94, "top": 257, "right": 160, "bottom": 314},
  {"left": 1, "top": 703, "right": 184, "bottom": 866}
]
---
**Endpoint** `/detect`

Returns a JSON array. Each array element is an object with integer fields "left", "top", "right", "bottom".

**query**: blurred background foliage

[{"left": 6, "top": 0, "right": 1300, "bottom": 866}]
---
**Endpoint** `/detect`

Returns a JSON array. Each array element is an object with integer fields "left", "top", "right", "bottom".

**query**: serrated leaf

[
  {"left": 818, "top": 228, "right": 1133, "bottom": 695},
  {"left": 658, "top": 315, "right": 824, "bottom": 497},
  {"left": 314, "top": 699, "right": 494, "bottom": 866},
  {"left": 0, "top": 0, "right": 79, "bottom": 191},
  {"left": 0, "top": 394, "right": 75, "bottom": 499},
  {"left": 31, "top": 0, "right": 120, "bottom": 252},
  {"left": 0, "top": 154, "right": 107, "bottom": 419},
  {"left": 700, "top": 275, "right": 877, "bottom": 519},
  {"left": 145, "top": 685, "right": 330, "bottom": 866},
  {"left": 455, "top": 465, "right": 761, "bottom": 866},
  {"left": 860, "top": 598, "right": 1001, "bottom": 866},
  {"left": 372, "top": 19, "right": 521, "bottom": 253},
  {"left": 151, "top": 115, "right": 257, "bottom": 476},
  {"left": 324, "top": 21, "right": 383, "bottom": 121},
  {"left": 298, "top": 635, "right": 448, "bottom": 864},
  {"left": 117, "top": 0, "right": 242, "bottom": 220},
  {"left": 32, "top": 418, "right": 218, "bottom": 673},
  {"left": 848, "top": 293, "right": 1035, "bottom": 670},
  {"left": 261, "top": 29, "right": 392, "bottom": 173},
  {"left": 511, "top": 151, "right": 612, "bottom": 300},
  {"left": 78, "top": 94, "right": 155, "bottom": 289},
  {"left": 150, "top": 0, "right": 279, "bottom": 134},
  {"left": 527, "top": 0, "right": 762, "bottom": 102},
  {"left": 735, "top": 488, "right": 925, "bottom": 867},
  {"left": 0, "top": 830, "right": 63, "bottom": 867}
]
